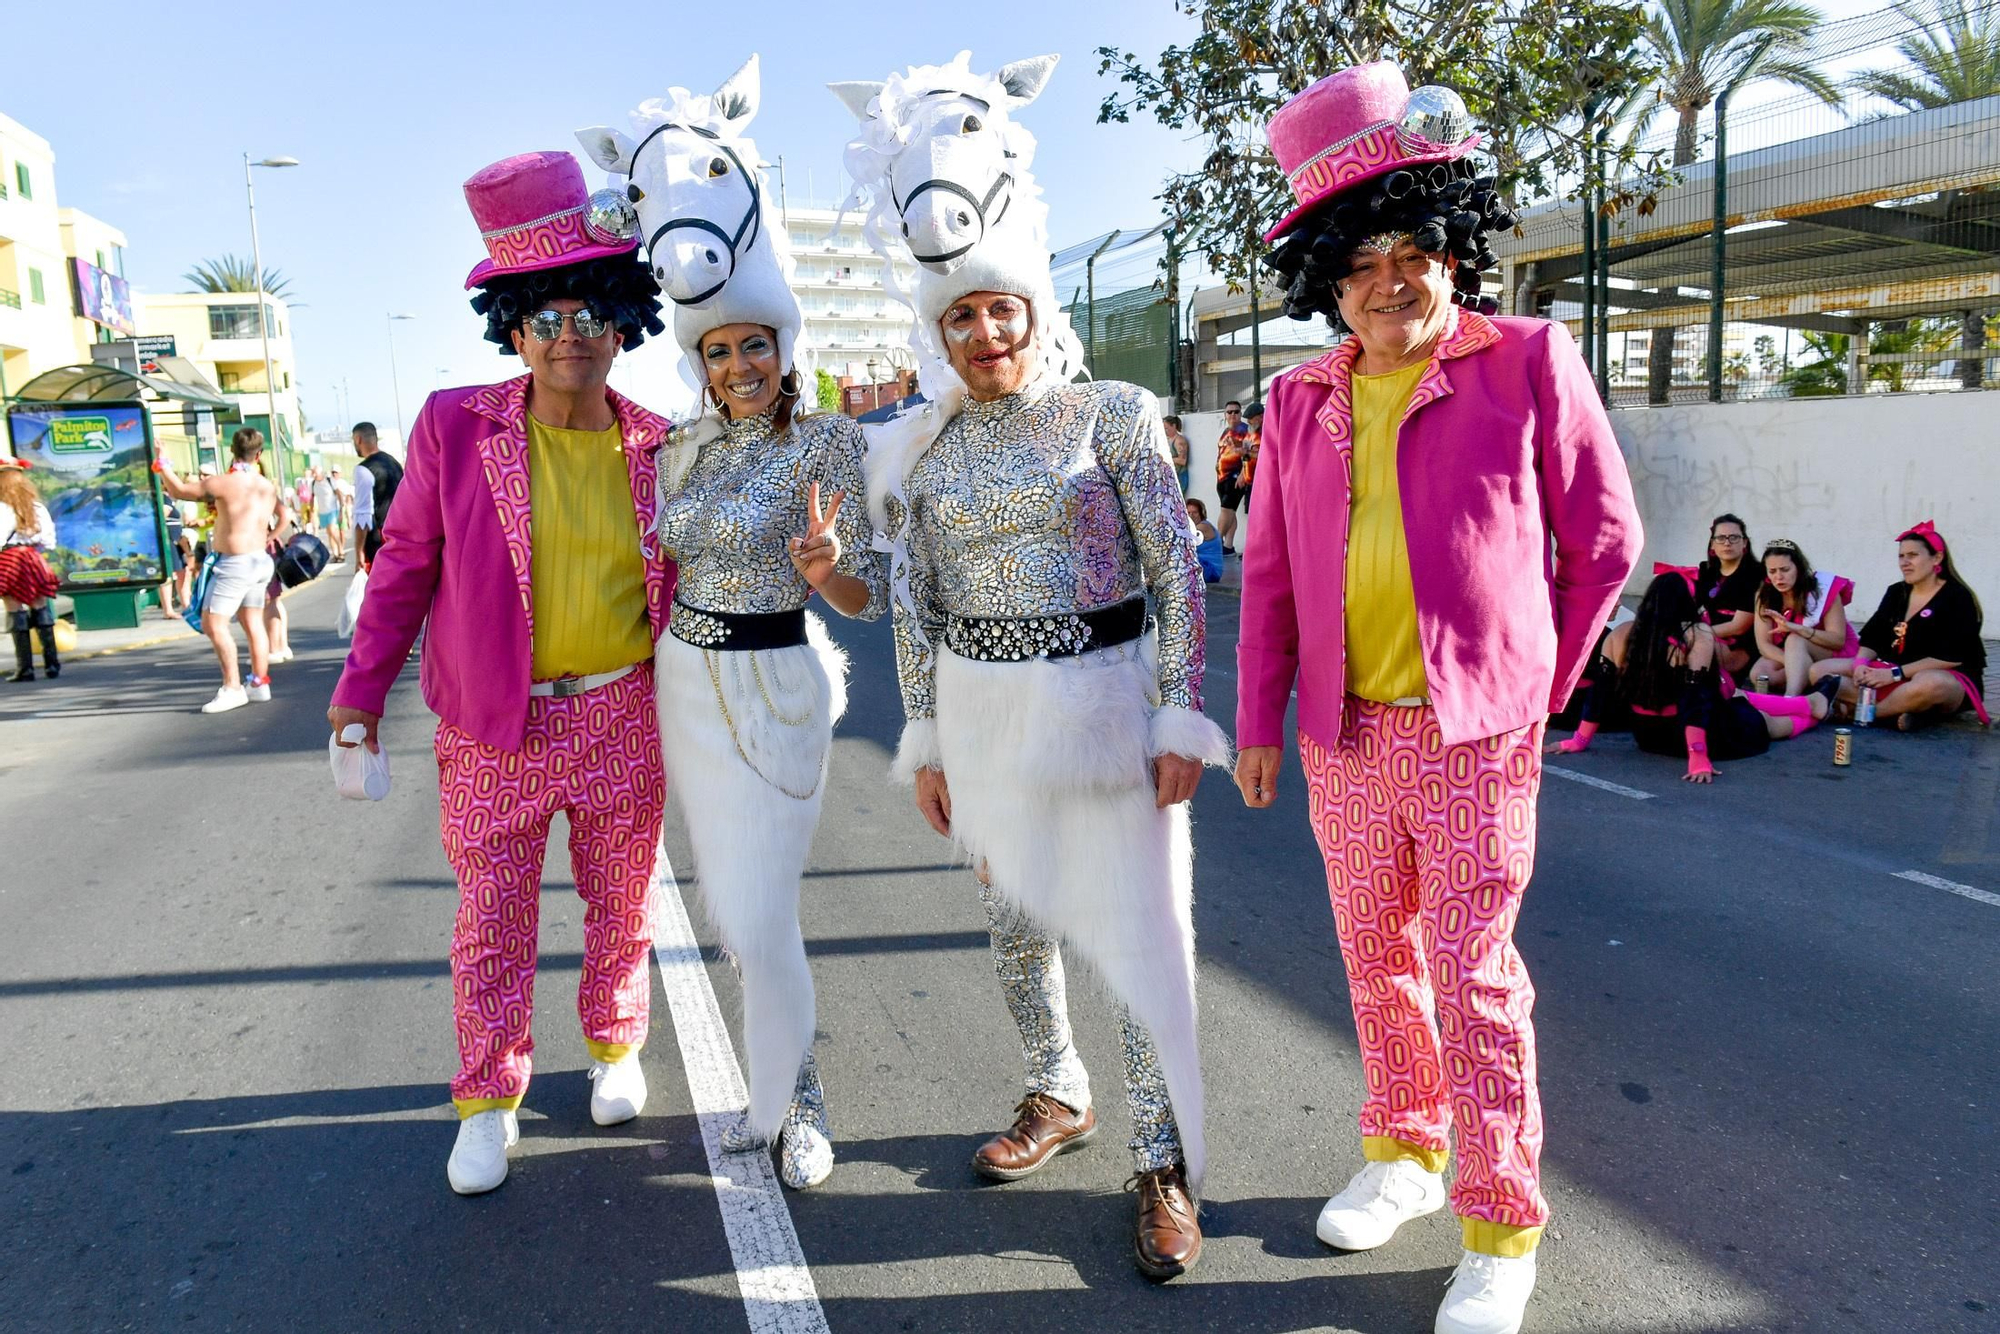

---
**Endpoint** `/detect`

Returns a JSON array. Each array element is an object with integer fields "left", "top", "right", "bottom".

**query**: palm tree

[
  {"left": 1620, "top": 0, "right": 1843, "bottom": 402},
  {"left": 1850, "top": 0, "right": 2000, "bottom": 110},
  {"left": 1778, "top": 330, "right": 1849, "bottom": 396},
  {"left": 182, "top": 254, "right": 294, "bottom": 300}
]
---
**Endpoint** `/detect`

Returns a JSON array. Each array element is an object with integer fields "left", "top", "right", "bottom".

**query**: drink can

[
  {"left": 1856, "top": 687, "right": 1877, "bottom": 726},
  {"left": 1833, "top": 728, "right": 1852, "bottom": 766}
]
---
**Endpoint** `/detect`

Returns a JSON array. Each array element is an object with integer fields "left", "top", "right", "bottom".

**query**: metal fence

[
  {"left": 1496, "top": 0, "right": 2000, "bottom": 405},
  {"left": 1053, "top": 225, "right": 1181, "bottom": 400}
]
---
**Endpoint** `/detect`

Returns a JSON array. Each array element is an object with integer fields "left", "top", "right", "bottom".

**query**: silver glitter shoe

[
  {"left": 718, "top": 1116, "right": 766, "bottom": 1155},
  {"left": 778, "top": 1053, "right": 834, "bottom": 1190}
]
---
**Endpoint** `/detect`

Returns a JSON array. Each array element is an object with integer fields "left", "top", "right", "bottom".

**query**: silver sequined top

[
  {"left": 884, "top": 379, "right": 1206, "bottom": 720},
  {"left": 656, "top": 410, "right": 887, "bottom": 620}
]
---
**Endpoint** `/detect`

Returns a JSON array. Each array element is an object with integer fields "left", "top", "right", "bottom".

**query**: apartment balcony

[{"left": 0, "top": 288, "right": 19, "bottom": 309}]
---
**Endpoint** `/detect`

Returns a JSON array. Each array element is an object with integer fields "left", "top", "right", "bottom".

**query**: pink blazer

[
  {"left": 1237, "top": 312, "right": 1643, "bottom": 750},
  {"left": 331, "top": 374, "right": 676, "bottom": 752}
]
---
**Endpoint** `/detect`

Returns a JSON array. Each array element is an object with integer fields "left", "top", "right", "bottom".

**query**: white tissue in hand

[{"left": 329, "top": 723, "right": 391, "bottom": 801}]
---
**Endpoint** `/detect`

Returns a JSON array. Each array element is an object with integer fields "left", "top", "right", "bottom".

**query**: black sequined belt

[
  {"left": 944, "top": 597, "right": 1151, "bottom": 663},
  {"left": 669, "top": 601, "right": 808, "bottom": 652}
]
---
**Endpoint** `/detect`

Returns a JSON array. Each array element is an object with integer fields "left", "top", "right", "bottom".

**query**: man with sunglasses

[{"left": 329, "top": 151, "right": 673, "bottom": 1196}]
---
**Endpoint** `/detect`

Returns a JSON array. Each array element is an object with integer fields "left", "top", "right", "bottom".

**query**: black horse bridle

[
  {"left": 631, "top": 121, "right": 762, "bottom": 306},
  {"left": 889, "top": 93, "right": 1018, "bottom": 266}
]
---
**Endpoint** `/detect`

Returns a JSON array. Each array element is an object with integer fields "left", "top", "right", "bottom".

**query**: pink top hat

[
  {"left": 462, "top": 151, "right": 640, "bottom": 289},
  {"left": 1263, "top": 62, "right": 1482, "bottom": 242}
]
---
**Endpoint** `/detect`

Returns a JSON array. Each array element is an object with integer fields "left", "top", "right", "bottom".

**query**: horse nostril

[
  {"left": 655, "top": 265, "right": 666, "bottom": 279},
  {"left": 901, "top": 222, "right": 911, "bottom": 237},
  {"left": 705, "top": 250, "right": 720, "bottom": 265},
  {"left": 956, "top": 211, "right": 971, "bottom": 227}
]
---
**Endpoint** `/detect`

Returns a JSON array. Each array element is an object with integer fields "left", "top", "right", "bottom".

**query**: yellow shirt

[
  {"left": 1343, "top": 359, "right": 1431, "bottom": 703},
  {"left": 526, "top": 416, "right": 652, "bottom": 680}
]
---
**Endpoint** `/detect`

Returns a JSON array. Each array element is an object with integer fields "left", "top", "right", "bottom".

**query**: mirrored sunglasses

[{"left": 524, "top": 307, "right": 612, "bottom": 342}]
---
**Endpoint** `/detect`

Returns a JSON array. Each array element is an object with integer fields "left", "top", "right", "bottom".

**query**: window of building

[
  {"left": 219, "top": 370, "right": 243, "bottom": 392},
  {"left": 27, "top": 268, "right": 44, "bottom": 304},
  {"left": 15, "top": 163, "right": 30, "bottom": 199},
  {"left": 208, "top": 304, "right": 266, "bottom": 340}
]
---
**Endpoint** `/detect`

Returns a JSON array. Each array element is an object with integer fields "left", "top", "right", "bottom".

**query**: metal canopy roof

[
  {"left": 10, "top": 362, "right": 240, "bottom": 416},
  {"left": 1495, "top": 94, "right": 2000, "bottom": 332}
]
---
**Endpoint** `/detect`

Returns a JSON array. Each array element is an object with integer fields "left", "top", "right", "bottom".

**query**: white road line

[
  {"left": 1544, "top": 765, "right": 1655, "bottom": 801},
  {"left": 649, "top": 851, "right": 830, "bottom": 1334},
  {"left": 1894, "top": 869, "right": 2000, "bottom": 910}
]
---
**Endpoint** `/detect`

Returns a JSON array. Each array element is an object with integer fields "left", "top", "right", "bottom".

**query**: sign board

[
  {"left": 5, "top": 404, "right": 165, "bottom": 589},
  {"left": 71, "top": 258, "right": 136, "bottom": 336}
]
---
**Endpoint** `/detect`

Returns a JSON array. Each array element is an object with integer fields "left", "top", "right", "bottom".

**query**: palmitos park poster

[{"left": 6, "top": 405, "right": 166, "bottom": 588}]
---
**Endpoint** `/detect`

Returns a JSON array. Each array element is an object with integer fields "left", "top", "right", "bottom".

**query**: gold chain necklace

[{"left": 703, "top": 648, "right": 820, "bottom": 801}]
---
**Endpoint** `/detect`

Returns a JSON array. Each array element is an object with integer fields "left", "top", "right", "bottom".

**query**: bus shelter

[{"left": 4, "top": 363, "right": 238, "bottom": 629}]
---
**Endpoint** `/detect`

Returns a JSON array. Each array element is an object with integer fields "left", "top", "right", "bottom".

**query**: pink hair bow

[{"left": 1898, "top": 519, "right": 1945, "bottom": 555}]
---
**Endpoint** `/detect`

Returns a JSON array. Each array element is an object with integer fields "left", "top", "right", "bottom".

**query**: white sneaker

[
  {"left": 201, "top": 685, "right": 248, "bottom": 714},
  {"left": 588, "top": 1053, "right": 647, "bottom": 1126},
  {"left": 1316, "top": 1158, "right": 1446, "bottom": 1250},
  {"left": 447, "top": 1109, "right": 519, "bottom": 1195},
  {"left": 1436, "top": 1249, "right": 1537, "bottom": 1334},
  {"left": 245, "top": 676, "right": 272, "bottom": 702},
  {"left": 266, "top": 648, "right": 293, "bottom": 665}
]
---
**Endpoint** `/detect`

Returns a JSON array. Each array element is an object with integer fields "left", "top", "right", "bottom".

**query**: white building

[
  {"left": 781, "top": 204, "right": 918, "bottom": 384},
  {"left": 0, "top": 113, "right": 81, "bottom": 399},
  {"left": 132, "top": 290, "right": 302, "bottom": 468}
]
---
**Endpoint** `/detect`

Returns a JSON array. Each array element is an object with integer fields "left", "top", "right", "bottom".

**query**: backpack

[{"left": 360, "top": 453, "right": 404, "bottom": 529}]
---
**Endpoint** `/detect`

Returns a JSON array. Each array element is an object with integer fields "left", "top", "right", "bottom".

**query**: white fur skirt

[
  {"left": 654, "top": 612, "right": 848, "bottom": 1140},
  {"left": 931, "top": 633, "right": 1210, "bottom": 1187}
]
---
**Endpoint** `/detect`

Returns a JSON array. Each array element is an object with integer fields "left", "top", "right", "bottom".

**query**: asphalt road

[{"left": 1, "top": 568, "right": 1995, "bottom": 1333}]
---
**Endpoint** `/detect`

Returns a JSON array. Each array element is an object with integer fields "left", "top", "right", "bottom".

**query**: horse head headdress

[
  {"left": 830, "top": 51, "right": 1085, "bottom": 405},
  {"left": 578, "top": 55, "right": 803, "bottom": 394}
]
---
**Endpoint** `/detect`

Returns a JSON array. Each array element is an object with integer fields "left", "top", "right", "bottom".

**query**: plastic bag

[
  {"left": 328, "top": 723, "right": 391, "bottom": 801},
  {"left": 337, "top": 568, "right": 368, "bottom": 639}
]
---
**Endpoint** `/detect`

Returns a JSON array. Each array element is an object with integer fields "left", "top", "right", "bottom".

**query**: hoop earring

[
  {"left": 702, "top": 384, "right": 727, "bottom": 417},
  {"left": 778, "top": 369, "right": 802, "bottom": 399}
]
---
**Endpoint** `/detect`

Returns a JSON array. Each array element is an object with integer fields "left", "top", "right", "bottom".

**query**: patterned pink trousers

[
  {"left": 1301, "top": 700, "right": 1549, "bottom": 1230},
  {"left": 435, "top": 665, "right": 664, "bottom": 1116}
]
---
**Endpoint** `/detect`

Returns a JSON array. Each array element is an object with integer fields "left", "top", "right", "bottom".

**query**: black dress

[
  {"left": 1857, "top": 578, "right": 1987, "bottom": 712},
  {"left": 1579, "top": 662, "right": 1770, "bottom": 762},
  {"left": 1698, "top": 559, "right": 1763, "bottom": 651}
]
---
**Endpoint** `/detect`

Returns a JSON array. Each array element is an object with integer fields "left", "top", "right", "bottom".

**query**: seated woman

[
  {"left": 1810, "top": 521, "right": 1987, "bottom": 731},
  {"left": 1695, "top": 513, "right": 1760, "bottom": 680},
  {"left": 1553, "top": 570, "right": 1837, "bottom": 783},
  {"left": 1185, "top": 497, "right": 1223, "bottom": 584},
  {"left": 1749, "top": 539, "right": 1855, "bottom": 694}
]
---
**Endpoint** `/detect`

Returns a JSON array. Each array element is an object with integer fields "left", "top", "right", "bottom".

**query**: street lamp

[
  {"left": 866, "top": 355, "right": 881, "bottom": 413},
  {"left": 386, "top": 314, "right": 416, "bottom": 444},
  {"left": 244, "top": 153, "right": 298, "bottom": 487}
]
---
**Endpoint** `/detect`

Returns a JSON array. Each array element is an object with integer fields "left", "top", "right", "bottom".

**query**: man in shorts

[
  {"left": 157, "top": 427, "right": 284, "bottom": 713},
  {"left": 311, "top": 467, "right": 344, "bottom": 562}
]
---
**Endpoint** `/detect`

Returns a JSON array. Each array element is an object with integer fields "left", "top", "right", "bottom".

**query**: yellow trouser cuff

[
  {"left": 455, "top": 1095, "right": 524, "bottom": 1120},
  {"left": 584, "top": 1040, "right": 638, "bottom": 1063},
  {"left": 1462, "top": 1219, "right": 1544, "bottom": 1257},
  {"left": 1362, "top": 1136, "right": 1449, "bottom": 1174}
]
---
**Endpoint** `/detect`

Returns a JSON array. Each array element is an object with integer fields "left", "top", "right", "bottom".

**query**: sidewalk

[{"left": 58, "top": 556, "right": 352, "bottom": 663}]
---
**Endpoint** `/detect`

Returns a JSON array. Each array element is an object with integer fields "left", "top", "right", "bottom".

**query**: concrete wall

[{"left": 1610, "top": 393, "right": 1999, "bottom": 607}]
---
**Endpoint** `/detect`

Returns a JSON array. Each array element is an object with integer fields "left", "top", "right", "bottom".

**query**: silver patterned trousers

[{"left": 980, "top": 882, "right": 1182, "bottom": 1173}]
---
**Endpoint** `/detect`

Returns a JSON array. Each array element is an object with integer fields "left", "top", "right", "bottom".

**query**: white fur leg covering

[
  {"left": 934, "top": 642, "right": 1208, "bottom": 1188},
  {"left": 1150, "top": 703, "right": 1233, "bottom": 768},
  {"left": 655, "top": 629, "right": 835, "bottom": 1141}
]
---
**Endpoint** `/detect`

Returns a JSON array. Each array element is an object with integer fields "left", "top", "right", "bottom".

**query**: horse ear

[
  {"left": 576, "top": 126, "right": 636, "bottom": 176},
  {"left": 712, "top": 54, "right": 761, "bottom": 126},
  {"left": 995, "top": 55, "right": 1059, "bottom": 105},
  {"left": 828, "top": 81, "right": 885, "bottom": 121}
]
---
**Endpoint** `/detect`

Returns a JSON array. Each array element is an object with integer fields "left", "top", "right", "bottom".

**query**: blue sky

[{"left": 8, "top": 0, "right": 1202, "bottom": 432}]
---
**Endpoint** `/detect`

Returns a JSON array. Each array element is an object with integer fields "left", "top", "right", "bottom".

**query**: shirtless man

[{"left": 158, "top": 427, "right": 284, "bottom": 713}]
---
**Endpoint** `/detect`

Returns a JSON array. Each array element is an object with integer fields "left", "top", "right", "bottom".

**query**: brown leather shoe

[
  {"left": 1131, "top": 1163, "right": 1202, "bottom": 1280},
  {"left": 971, "top": 1093, "right": 1097, "bottom": 1181}
]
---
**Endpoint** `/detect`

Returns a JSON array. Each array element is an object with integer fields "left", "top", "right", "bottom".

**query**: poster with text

[{"left": 5, "top": 405, "right": 165, "bottom": 588}]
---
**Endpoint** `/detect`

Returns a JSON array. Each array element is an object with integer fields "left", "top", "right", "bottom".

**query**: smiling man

[
  {"left": 1239, "top": 65, "right": 1643, "bottom": 1334},
  {"left": 859, "top": 195, "right": 1229, "bottom": 1287},
  {"left": 327, "top": 151, "right": 673, "bottom": 1196}
]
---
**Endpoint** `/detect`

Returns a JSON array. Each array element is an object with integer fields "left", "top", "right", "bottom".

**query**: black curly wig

[
  {"left": 470, "top": 252, "right": 667, "bottom": 354},
  {"left": 1263, "top": 160, "right": 1518, "bottom": 332}
]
